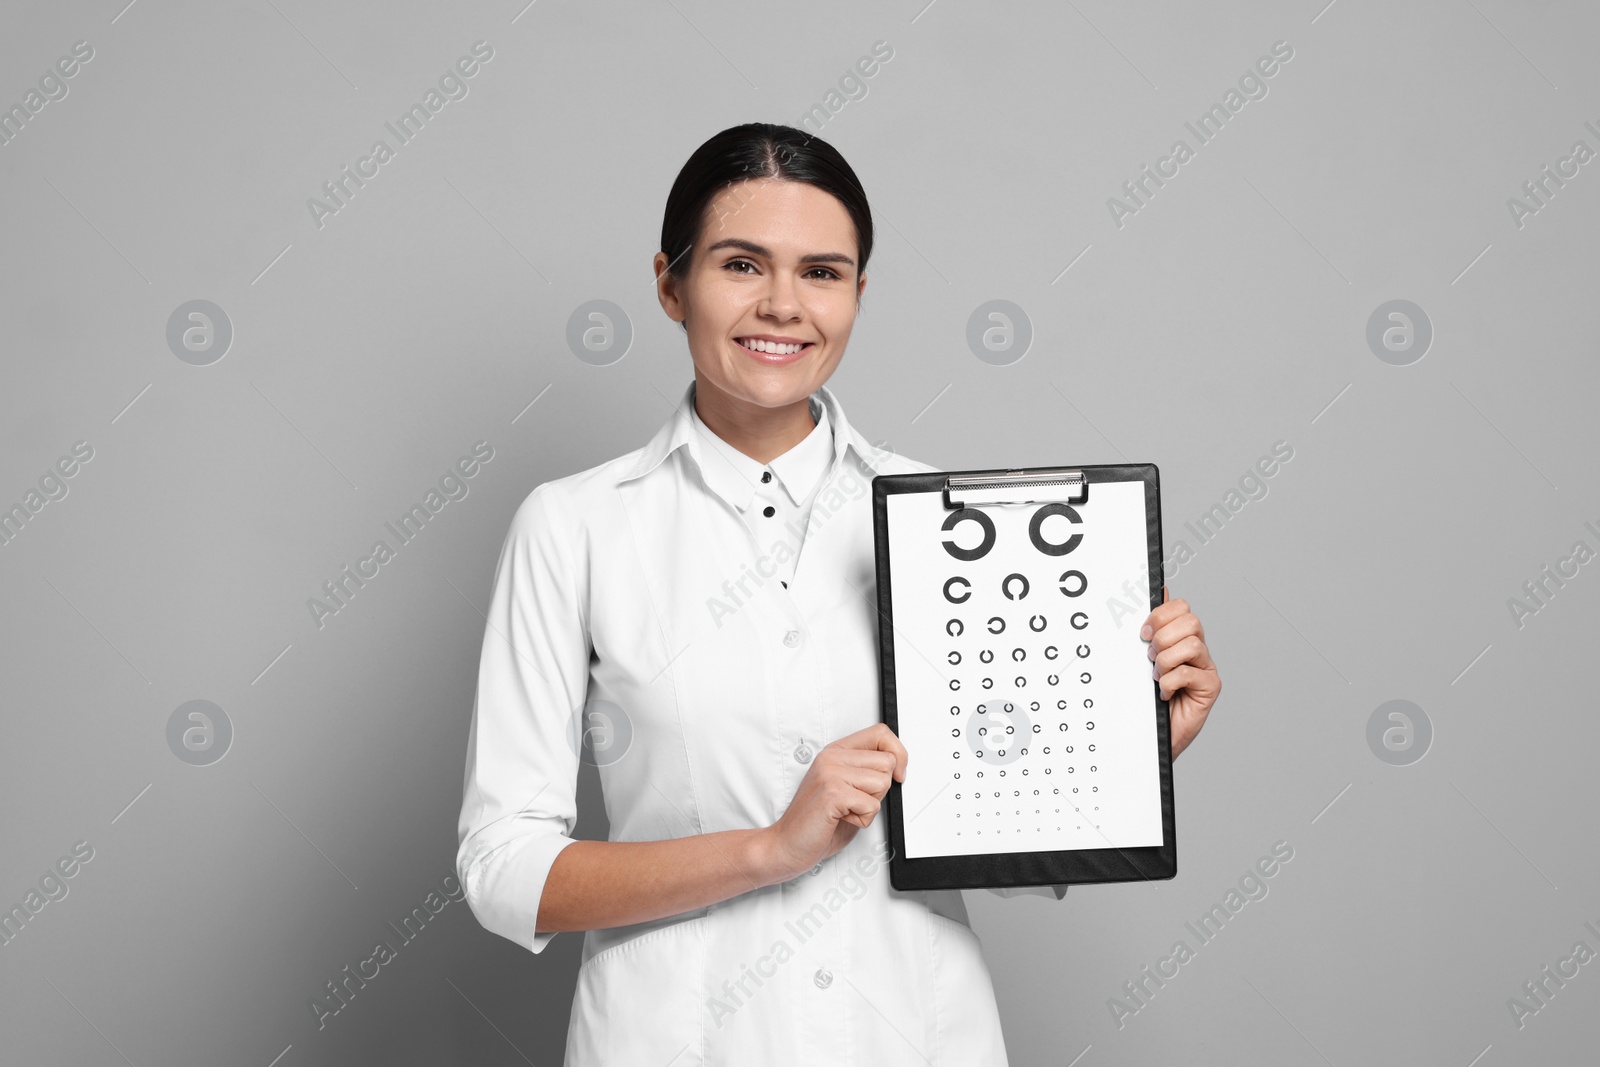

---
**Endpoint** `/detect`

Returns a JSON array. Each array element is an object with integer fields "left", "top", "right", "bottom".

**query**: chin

[{"left": 719, "top": 374, "right": 816, "bottom": 409}]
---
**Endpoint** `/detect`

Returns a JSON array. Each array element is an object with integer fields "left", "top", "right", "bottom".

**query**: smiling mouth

[{"left": 734, "top": 337, "right": 814, "bottom": 356}]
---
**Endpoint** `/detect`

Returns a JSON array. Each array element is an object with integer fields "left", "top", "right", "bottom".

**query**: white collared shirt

[
  {"left": 456, "top": 379, "right": 1065, "bottom": 1066},
  {"left": 688, "top": 390, "right": 834, "bottom": 591}
]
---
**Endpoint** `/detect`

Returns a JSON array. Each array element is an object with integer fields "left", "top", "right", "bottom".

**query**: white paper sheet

[{"left": 885, "top": 479, "right": 1166, "bottom": 859}]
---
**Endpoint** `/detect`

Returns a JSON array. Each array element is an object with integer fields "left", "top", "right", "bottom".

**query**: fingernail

[
  {"left": 1140, "top": 624, "right": 1152, "bottom": 640},
  {"left": 1152, "top": 664, "right": 1159, "bottom": 679},
  {"left": 1147, "top": 643, "right": 1156, "bottom": 660}
]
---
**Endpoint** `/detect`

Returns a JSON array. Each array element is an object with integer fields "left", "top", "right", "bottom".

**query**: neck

[{"left": 692, "top": 374, "right": 818, "bottom": 465}]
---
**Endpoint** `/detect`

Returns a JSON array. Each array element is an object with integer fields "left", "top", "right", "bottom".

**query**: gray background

[{"left": 1, "top": 0, "right": 1595, "bottom": 1064}]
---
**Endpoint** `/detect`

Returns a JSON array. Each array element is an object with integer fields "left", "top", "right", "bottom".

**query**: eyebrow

[{"left": 704, "top": 237, "right": 856, "bottom": 269}]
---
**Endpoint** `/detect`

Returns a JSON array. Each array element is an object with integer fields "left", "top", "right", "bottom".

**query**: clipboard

[{"left": 871, "top": 464, "right": 1177, "bottom": 892}]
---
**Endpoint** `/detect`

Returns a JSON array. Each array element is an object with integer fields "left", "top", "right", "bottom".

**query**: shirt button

[
  {"left": 810, "top": 862, "right": 823, "bottom": 876},
  {"left": 793, "top": 742, "right": 813, "bottom": 764},
  {"left": 814, "top": 967, "right": 833, "bottom": 989},
  {"left": 761, "top": 470, "right": 772, "bottom": 483},
  {"left": 783, "top": 630, "right": 800, "bottom": 647},
  {"left": 763, "top": 505, "right": 776, "bottom": 517}
]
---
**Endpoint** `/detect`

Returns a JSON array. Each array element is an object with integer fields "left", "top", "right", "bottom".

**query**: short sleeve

[
  {"left": 456, "top": 482, "right": 591, "bottom": 954},
  {"left": 986, "top": 885, "right": 1068, "bottom": 900}
]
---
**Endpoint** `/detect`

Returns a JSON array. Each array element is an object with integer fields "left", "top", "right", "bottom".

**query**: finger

[
  {"left": 824, "top": 748, "right": 900, "bottom": 778},
  {"left": 871, "top": 722, "right": 910, "bottom": 780},
  {"left": 830, "top": 781, "right": 885, "bottom": 822},
  {"left": 1141, "top": 596, "right": 1190, "bottom": 639},
  {"left": 838, "top": 723, "right": 908, "bottom": 763},
  {"left": 1157, "top": 662, "right": 1213, "bottom": 702},
  {"left": 1148, "top": 612, "right": 1203, "bottom": 660},
  {"left": 1154, "top": 634, "right": 1209, "bottom": 675},
  {"left": 829, "top": 725, "right": 909, "bottom": 781},
  {"left": 833, "top": 724, "right": 883, "bottom": 748},
  {"left": 829, "top": 764, "right": 896, "bottom": 801}
]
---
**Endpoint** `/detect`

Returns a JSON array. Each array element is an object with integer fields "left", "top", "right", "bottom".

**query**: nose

[{"left": 758, "top": 269, "right": 802, "bottom": 321}]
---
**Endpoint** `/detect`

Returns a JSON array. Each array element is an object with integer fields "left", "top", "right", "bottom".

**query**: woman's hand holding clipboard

[{"left": 1143, "top": 588, "right": 1221, "bottom": 760}]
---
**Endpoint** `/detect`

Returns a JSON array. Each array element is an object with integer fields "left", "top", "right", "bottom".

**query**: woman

[{"left": 456, "top": 122, "right": 1221, "bottom": 1065}]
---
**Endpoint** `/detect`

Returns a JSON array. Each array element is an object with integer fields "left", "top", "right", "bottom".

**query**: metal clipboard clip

[{"left": 943, "top": 468, "right": 1087, "bottom": 509}]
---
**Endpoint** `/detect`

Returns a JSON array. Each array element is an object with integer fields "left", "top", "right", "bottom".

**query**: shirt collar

[
  {"left": 690, "top": 391, "right": 832, "bottom": 510},
  {"left": 617, "top": 379, "right": 885, "bottom": 509}
]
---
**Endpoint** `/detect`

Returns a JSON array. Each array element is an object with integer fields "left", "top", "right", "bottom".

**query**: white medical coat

[{"left": 456, "top": 379, "right": 1065, "bottom": 1065}]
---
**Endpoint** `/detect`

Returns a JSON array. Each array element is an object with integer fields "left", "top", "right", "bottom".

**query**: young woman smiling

[{"left": 456, "top": 122, "right": 1221, "bottom": 1066}]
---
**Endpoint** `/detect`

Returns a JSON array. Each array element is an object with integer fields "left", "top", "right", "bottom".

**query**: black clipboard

[{"left": 872, "top": 463, "right": 1177, "bottom": 892}]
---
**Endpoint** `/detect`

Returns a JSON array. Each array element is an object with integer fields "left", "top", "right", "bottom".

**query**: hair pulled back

[{"left": 659, "top": 123, "right": 874, "bottom": 284}]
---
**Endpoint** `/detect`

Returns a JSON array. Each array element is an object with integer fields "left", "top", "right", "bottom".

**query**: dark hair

[{"left": 659, "top": 123, "right": 874, "bottom": 286}]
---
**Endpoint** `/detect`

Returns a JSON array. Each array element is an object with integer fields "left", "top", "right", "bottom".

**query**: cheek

[
  {"left": 814, "top": 296, "right": 858, "bottom": 344},
  {"left": 703, "top": 275, "right": 758, "bottom": 317},
  {"left": 683, "top": 278, "right": 744, "bottom": 335}
]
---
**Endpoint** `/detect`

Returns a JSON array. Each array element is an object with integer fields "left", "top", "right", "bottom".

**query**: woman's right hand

[{"left": 762, "top": 722, "right": 908, "bottom": 883}]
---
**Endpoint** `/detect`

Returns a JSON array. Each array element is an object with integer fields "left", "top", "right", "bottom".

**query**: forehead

[{"left": 700, "top": 178, "right": 856, "bottom": 252}]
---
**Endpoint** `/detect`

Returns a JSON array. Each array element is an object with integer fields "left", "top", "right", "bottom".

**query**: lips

[{"left": 733, "top": 337, "right": 814, "bottom": 365}]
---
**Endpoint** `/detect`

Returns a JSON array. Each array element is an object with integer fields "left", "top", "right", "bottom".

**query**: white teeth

[{"left": 740, "top": 338, "right": 806, "bottom": 355}]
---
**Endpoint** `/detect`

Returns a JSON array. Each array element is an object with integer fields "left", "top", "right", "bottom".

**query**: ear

[{"left": 654, "top": 252, "right": 687, "bottom": 324}]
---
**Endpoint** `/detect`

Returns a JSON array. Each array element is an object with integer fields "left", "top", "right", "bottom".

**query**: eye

[
  {"left": 723, "top": 258, "right": 758, "bottom": 274},
  {"left": 806, "top": 266, "right": 842, "bottom": 280}
]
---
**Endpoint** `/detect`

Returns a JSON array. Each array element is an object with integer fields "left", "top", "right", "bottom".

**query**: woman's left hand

[{"left": 1142, "top": 588, "right": 1221, "bottom": 760}]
